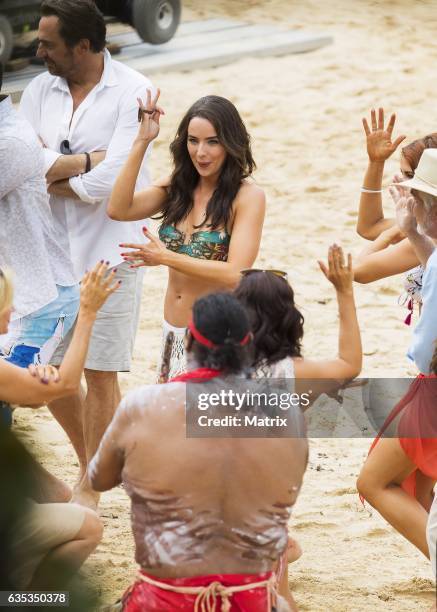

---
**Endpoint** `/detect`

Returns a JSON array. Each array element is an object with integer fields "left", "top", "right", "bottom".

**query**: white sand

[{"left": 15, "top": 0, "right": 436, "bottom": 609}]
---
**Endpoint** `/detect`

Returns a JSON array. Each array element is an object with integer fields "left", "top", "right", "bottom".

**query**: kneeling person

[{"left": 90, "top": 292, "right": 308, "bottom": 611}]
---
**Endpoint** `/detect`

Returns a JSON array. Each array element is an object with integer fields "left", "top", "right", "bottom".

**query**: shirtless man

[{"left": 89, "top": 292, "right": 308, "bottom": 611}]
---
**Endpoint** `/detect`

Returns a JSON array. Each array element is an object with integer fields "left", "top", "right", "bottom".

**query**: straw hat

[{"left": 395, "top": 148, "right": 437, "bottom": 198}]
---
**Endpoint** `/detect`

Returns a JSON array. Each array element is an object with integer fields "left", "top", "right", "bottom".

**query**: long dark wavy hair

[
  {"left": 158, "top": 95, "right": 256, "bottom": 230},
  {"left": 234, "top": 272, "right": 304, "bottom": 367}
]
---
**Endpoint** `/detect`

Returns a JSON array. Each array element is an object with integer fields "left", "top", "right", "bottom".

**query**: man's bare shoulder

[{"left": 119, "top": 382, "right": 186, "bottom": 421}]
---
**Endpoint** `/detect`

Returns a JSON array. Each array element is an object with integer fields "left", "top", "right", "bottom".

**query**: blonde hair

[{"left": 0, "top": 267, "right": 14, "bottom": 314}]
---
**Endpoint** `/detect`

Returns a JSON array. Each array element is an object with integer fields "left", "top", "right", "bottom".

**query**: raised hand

[
  {"left": 318, "top": 244, "right": 353, "bottom": 294},
  {"left": 80, "top": 262, "right": 121, "bottom": 315},
  {"left": 135, "top": 88, "right": 164, "bottom": 145},
  {"left": 362, "top": 108, "right": 406, "bottom": 162},
  {"left": 120, "top": 227, "right": 167, "bottom": 268},
  {"left": 390, "top": 187, "right": 418, "bottom": 235}
]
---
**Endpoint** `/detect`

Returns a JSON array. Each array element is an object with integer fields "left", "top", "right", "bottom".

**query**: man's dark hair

[
  {"left": 190, "top": 292, "right": 251, "bottom": 374},
  {"left": 41, "top": 0, "right": 106, "bottom": 52}
]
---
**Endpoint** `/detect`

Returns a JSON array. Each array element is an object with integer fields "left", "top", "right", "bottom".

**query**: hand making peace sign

[{"left": 135, "top": 88, "right": 165, "bottom": 145}]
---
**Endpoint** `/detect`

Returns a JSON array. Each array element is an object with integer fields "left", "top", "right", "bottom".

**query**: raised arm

[
  {"left": 107, "top": 89, "right": 167, "bottom": 221},
  {"left": 357, "top": 108, "right": 406, "bottom": 240},
  {"left": 0, "top": 263, "right": 119, "bottom": 406},
  {"left": 295, "top": 245, "right": 362, "bottom": 394},
  {"left": 120, "top": 183, "right": 266, "bottom": 288}
]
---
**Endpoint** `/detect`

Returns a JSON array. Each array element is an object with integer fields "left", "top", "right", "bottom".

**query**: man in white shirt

[{"left": 20, "top": 0, "right": 154, "bottom": 508}]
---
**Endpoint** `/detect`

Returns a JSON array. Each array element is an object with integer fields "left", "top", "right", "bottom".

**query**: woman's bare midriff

[{"left": 164, "top": 269, "right": 229, "bottom": 327}]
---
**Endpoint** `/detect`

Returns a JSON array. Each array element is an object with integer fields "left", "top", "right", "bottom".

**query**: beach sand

[{"left": 14, "top": 0, "right": 437, "bottom": 609}]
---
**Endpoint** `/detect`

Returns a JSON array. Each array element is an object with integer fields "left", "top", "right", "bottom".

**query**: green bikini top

[{"left": 159, "top": 224, "right": 231, "bottom": 262}]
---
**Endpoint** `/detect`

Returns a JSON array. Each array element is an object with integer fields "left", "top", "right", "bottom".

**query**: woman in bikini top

[{"left": 107, "top": 92, "right": 265, "bottom": 377}]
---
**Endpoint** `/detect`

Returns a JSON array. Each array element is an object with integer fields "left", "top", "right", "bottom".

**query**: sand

[{"left": 13, "top": 0, "right": 437, "bottom": 609}]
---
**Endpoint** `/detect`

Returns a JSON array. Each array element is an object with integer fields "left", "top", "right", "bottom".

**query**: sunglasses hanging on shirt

[{"left": 60, "top": 139, "right": 91, "bottom": 173}]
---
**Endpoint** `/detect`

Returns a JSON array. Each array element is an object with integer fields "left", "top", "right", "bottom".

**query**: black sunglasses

[
  {"left": 240, "top": 268, "right": 288, "bottom": 280},
  {"left": 138, "top": 107, "right": 155, "bottom": 123},
  {"left": 60, "top": 139, "right": 72, "bottom": 155}
]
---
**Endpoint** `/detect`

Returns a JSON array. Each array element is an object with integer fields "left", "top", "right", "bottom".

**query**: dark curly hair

[
  {"left": 189, "top": 292, "right": 251, "bottom": 374},
  {"left": 234, "top": 272, "right": 304, "bottom": 367},
  {"left": 158, "top": 95, "right": 256, "bottom": 231}
]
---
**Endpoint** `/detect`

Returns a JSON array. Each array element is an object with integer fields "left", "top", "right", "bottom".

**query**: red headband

[{"left": 188, "top": 319, "right": 250, "bottom": 349}]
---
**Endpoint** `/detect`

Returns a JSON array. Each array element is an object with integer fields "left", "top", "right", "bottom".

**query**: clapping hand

[
  {"left": 135, "top": 88, "right": 164, "bottom": 145},
  {"left": 390, "top": 187, "right": 418, "bottom": 235},
  {"left": 362, "top": 108, "right": 406, "bottom": 162},
  {"left": 318, "top": 244, "right": 353, "bottom": 294}
]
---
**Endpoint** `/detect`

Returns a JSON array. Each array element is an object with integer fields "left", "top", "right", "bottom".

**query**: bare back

[{"left": 90, "top": 381, "right": 307, "bottom": 578}]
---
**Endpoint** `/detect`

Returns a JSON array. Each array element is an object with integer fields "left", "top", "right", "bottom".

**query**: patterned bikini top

[
  {"left": 400, "top": 264, "right": 424, "bottom": 325},
  {"left": 159, "top": 225, "right": 231, "bottom": 261}
]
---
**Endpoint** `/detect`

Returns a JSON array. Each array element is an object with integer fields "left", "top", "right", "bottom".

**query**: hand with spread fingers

[
  {"left": 362, "top": 107, "right": 406, "bottom": 162},
  {"left": 135, "top": 88, "right": 164, "bottom": 145},
  {"left": 120, "top": 227, "right": 167, "bottom": 268},
  {"left": 318, "top": 244, "right": 353, "bottom": 294},
  {"left": 79, "top": 261, "right": 121, "bottom": 315}
]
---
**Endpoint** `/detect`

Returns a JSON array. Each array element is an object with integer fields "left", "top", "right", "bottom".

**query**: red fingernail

[
  {"left": 100, "top": 259, "right": 104, "bottom": 263},
  {"left": 106, "top": 260, "right": 110, "bottom": 265}
]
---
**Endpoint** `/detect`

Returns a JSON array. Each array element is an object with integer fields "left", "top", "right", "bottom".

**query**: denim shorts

[{"left": 1, "top": 285, "right": 80, "bottom": 368}]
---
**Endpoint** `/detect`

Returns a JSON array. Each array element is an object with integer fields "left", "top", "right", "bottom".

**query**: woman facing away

[
  {"left": 0, "top": 262, "right": 119, "bottom": 590},
  {"left": 234, "top": 245, "right": 362, "bottom": 608},
  {"left": 107, "top": 90, "right": 265, "bottom": 381},
  {"left": 235, "top": 244, "right": 362, "bottom": 392},
  {"left": 354, "top": 107, "right": 437, "bottom": 322}
]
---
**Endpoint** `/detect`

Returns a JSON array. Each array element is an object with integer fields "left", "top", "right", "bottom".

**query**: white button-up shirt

[
  {"left": 20, "top": 50, "right": 153, "bottom": 278},
  {"left": 0, "top": 96, "right": 76, "bottom": 319}
]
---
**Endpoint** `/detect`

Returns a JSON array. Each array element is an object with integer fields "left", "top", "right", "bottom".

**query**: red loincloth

[{"left": 122, "top": 570, "right": 276, "bottom": 611}]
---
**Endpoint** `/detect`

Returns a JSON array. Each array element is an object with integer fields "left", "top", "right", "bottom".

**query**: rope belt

[{"left": 136, "top": 572, "right": 278, "bottom": 612}]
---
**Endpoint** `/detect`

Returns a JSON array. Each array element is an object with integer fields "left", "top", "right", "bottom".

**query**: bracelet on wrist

[
  {"left": 361, "top": 186, "right": 383, "bottom": 193},
  {"left": 84, "top": 152, "right": 91, "bottom": 173}
]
